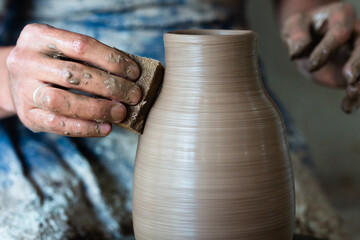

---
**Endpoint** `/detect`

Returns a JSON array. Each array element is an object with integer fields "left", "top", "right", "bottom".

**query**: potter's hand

[
  {"left": 281, "top": 2, "right": 360, "bottom": 113},
  {"left": 7, "top": 24, "right": 141, "bottom": 137}
]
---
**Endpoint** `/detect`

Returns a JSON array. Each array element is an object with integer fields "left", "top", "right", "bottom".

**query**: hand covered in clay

[
  {"left": 281, "top": 2, "right": 360, "bottom": 113},
  {"left": 7, "top": 24, "right": 142, "bottom": 137}
]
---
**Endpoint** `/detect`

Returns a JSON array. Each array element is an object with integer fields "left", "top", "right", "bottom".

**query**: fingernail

[
  {"left": 110, "top": 103, "right": 127, "bottom": 123},
  {"left": 341, "top": 96, "right": 359, "bottom": 114},
  {"left": 341, "top": 97, "right": 353, "bottom": 114},
  {"left": 126, "top": 63, "right": 140, "bottom": 80},
  {"left": 99, "top": 123, "right": 112, "bottom": 134},
  {"left": 127, "top": 84, "right": 142, "bottom": 105}
]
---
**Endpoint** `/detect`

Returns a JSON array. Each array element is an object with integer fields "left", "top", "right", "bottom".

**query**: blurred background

[{"left": 247, "top": 0, "right": 360, "bottom": 238}]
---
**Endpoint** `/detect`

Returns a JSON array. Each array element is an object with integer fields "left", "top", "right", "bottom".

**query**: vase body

[{"left": 132, "top": 30, "right": 295, "bottom": 240}]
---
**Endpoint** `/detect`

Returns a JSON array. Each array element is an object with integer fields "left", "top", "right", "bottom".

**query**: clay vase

[{"left": 132, "top": 30, "right": 295, "bottom": 239}]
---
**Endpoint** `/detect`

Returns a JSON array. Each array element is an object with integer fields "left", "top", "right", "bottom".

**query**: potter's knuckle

[
  {"left": 43, "top": 90, "right": 61, "bottom": 110},
  {"left": 72, "top": 35, "right": 94, "bottom": 55},
  {"left": 21, "top": 24, "right": 50, "bottom": 40},
  {"left": 20, "top": 24, "right": 37, "bottom": 40},
  {"left": 6, "top": 49, "right": 29, "bottom": 73},
  {"left": 6, "top": 50, "right": 18, "bottom": 71},
  {"left": 23, "top": 23, "right": 43, "bottom": 32},
  {"left": 28, "top": 23, "right": 51, "bottom": 34}
]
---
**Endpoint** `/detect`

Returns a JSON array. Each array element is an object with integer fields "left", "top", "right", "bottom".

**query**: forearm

[
  {"left": 274, "top": 0, "right": 340, "bottom": 24},
  {"left": 0, "top": 46, "right": 16, "bottom": 119}
]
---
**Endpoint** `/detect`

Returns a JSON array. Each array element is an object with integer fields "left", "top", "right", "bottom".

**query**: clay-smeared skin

[
  {"left": 6, "top": 23, "right": 142, "bottom": 137},
  {"left": 281, "top": 2, "right": 360, "bottom": 113},
  {"left": 133, "top": 30, "right": 295, "bottom": 240}
]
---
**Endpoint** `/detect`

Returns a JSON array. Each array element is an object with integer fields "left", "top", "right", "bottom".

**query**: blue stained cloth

[{"left": 0, "top": 1, "right": 311, "bottom": 239}]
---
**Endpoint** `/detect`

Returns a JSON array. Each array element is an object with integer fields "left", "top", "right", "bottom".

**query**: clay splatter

[
  {"left": 60, "top": 121, "right": 65, "bottom": 127},
  {"left": 126, "top": 66, "right": 132, "bottom": 75},
  {"left": 117, "top": 55, "right": 124, "bottom": 63},
  {"left": 106, "top": 53, "right": 116, "bottom": 63},
  {"left": 69, "top": 78, "right": 80, "bottom": 85},
  {"left": 64, "top": 132, "right": 69, "bottom": 135},
  {"left": 104, "top": 77, "right": 122, "bottom": 96},
  {"left": 83, "top": 73, "right": 92, "bottom": 78},
  {"left": 64, "top": 71, "right": 72, "bottom": 79},
  {"left": 47, "top": 44, "right": 57, "bottom": 50},
  {"left": 51, "top": 52, "right": 65, "bottom": 59},
  {"left": 104, "top": 77, "right": 116, "bottom": 89}
]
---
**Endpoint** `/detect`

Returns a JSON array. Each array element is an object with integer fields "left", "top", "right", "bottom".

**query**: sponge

[{"left": 116, "top": 52, "right": 164, "bottom": 134}]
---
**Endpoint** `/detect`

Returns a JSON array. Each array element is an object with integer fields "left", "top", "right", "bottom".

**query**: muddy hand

[
  {"left": 342, "top": 21, "right": 360, "bottom": 113},
  {"left": 282, "top": 2, "right": 360, "bottom": 113},
  {"left": 6, "top": 24, "right": 142, "bottom": 137}
]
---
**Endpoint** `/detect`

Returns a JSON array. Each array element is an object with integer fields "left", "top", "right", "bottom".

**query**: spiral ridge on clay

[{"left": 133, "top": 29, "right": 295, "bottom": 240}]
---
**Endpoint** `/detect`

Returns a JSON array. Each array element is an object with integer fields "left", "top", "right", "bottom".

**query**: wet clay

[
  {"left": 83, "top": 73, "right": 92, "bottom": 78},
  {"left": 106, "top": 53, "right": 116, "bottom": 63},
  {"left": 132, "top": 30, "right": 295, "bottom": 240},
  {"left": 47, "top": 44, "right": 57, "bottom": 50},
  {"left": 69, "top": 78, "right": 80, "bottom": 85},
  {"left": 115, "top": 52, "right": 164, "bottom": 134}
]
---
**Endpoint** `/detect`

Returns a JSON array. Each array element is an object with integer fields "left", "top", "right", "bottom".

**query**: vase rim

[{"left": 164, "top": 29, "right": 255, "bottom": 43}]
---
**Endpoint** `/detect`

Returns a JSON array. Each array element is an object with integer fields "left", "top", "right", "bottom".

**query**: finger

[
  {"left": 281, "top": 13, "right": 312, "bottom": 59},
  {"left": 341, "top": 95, "right": 360, "bottom": 114},
  {"left": 295, "top": 58, "right": 347, "bottom": 88},
  {"left": 33, "top": 85, "right": 127, "bottom": 123},
  {"left": 343, "top": 21, "right": 360, "bottom": 85},
  {"left": 31, "top": 54, "right": 141, "bottom": 105},
  {"left": 307, "top": 28, "right": 353, "bottom": 72},
  {"left": 19, "top": 24, "right": 140, "bottom": 80},
  {"left": 308, "top": 5, "right": 355, "bottom": 72},
  {"left": 343, "top": 51, "right": 360, "bottom": 85},
  {"left": 27, "top": 108, "right": 112, "bottom": 137}
]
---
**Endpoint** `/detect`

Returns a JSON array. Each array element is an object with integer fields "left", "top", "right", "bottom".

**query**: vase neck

[{"left": 163, "top": 30, "right": 261, "bottom": 88}]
